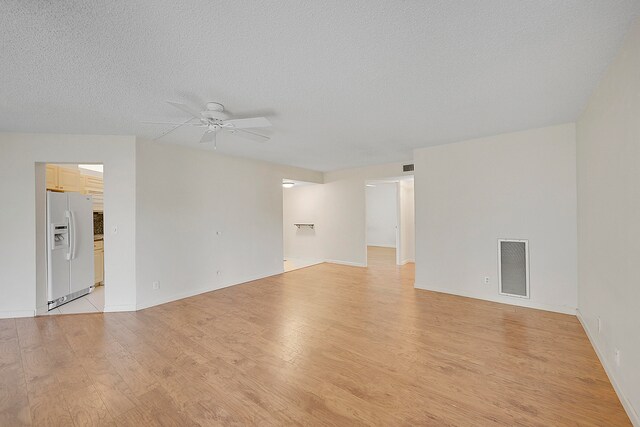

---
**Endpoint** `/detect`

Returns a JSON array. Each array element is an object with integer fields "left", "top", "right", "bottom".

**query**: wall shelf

[{"left": 294, "top": 223, "right": 315, "bottom": 230}]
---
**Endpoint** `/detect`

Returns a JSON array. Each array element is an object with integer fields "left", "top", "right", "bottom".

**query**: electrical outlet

[
  {"left": 598, "top": 317, "right": 602, "bottom": 334},
  {"left": 152, "top": 281, "right": 160, "bottom": 290},
  {"left": 483, "top": 277, "right": 490, "bottom": 285},
  {"left": 614, "top": 349, "right": 621, "bottom": 367},
  {"left": 112, "top": 225, "right": 118, "bottom": 234},
  {"left": 216, "top": 270, "right": 222, "bottom": 276}
]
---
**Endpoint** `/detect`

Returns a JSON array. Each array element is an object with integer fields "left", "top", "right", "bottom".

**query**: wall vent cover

[
  {"left": 403, "top": 164, "right": 414, "bottom": 172},
  {"left": 498, "top": 239, "right": 529, "bottom": 298}
]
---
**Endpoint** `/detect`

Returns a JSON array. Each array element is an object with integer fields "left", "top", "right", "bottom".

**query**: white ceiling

[{"left": 2, "top": 1, "right": 639, "bottom": 171}]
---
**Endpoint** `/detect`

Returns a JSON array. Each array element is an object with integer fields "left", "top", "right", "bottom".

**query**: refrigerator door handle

[
  {"left": 70, "top": 210, "right": 78, "bottom": 260},
  {"left": 65, "top": 210, "right": 77, "bottom": 260},
  {"left": 65, "top": 210, "right": 72, "bottom": 260}
]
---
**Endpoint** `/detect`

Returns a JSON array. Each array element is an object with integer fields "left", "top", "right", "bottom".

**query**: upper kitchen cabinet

[
  {"left": 46, "top": 165, "right": 103, "bottom": 211},
  {"left": 83, "top": 175, "right": 104, "bottom": 212},
  {"left": 45, "top": 164, "right": 58, "bottom": 190},
  {"left": 46, "top": 165, "right": 82, "bottom": 192},
  {"left": 83, "top": 175, "right": 103, "bottom": 192},
  {"left": 57, "top": 167, "right": 82, "bottom": 192}
]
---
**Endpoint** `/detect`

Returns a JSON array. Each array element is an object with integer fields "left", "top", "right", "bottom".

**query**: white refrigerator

[{"left": 47, "top": 191, "right": 94, "bottom": 310}]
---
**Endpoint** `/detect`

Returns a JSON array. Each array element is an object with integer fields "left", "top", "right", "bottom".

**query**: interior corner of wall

[{"left": 576, "top": 309, "right": 640, "bottom": 425}]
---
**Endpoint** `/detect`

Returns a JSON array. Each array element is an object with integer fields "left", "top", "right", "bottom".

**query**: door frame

[{"left": 35, "top": 162, "right": 105, "bottom": 315}]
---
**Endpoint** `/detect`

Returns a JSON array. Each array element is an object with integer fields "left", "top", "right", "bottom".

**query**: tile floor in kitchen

[{"left": 45, "top": 285, "right": 104, "bottom": 314}]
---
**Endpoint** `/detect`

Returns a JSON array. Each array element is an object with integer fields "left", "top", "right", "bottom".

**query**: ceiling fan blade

[
  {"left": 152, "top": 117, "right": 194, "bottom": 141},
  {"left": 166, "top": 101, "right": 202, "bottom": 118},
  {"left": 223, "top": 117, "right": 272, "bottom": 129},
  {"left": 142, "top": 121, "right": 197, "bottom": 125},
  {"left": 226, "top": 128, "right": 270, "bottom": 143},
  {"left": 200, "top": 130, "right": 216, "bottom": 144}
]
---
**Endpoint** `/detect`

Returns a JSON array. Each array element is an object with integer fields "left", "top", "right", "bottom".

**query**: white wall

[
  {"left": 0, "top": 133, "right": 137, "bottom": 317},
  {"left": 576, "top": 18, "right": 640, "bottom": 424},
  {"left": 414, "top": 123, "right": 578, "bottom": 314},
  {"left": 366, "top": 183, "right": 398, "bottom": 248},
  {"left": 0, "top": 133, "right": 322, "bottom": 317},
  {"left": 398, "top": 180, "right": 415, "bottom": 264},
  {"left": 323, "top": 162, "right": 413, "bottom": 266},
  {"left": 135, "top": 139, "right": 322, "bottom": 309},
  {"left": 325, "top": 161, "right": 413, "bottom": 183},
  {"left": 322, "top": 179, "right": 367, "bottom": 266},
  {"left": 283, "top": 167, "right": 414, "bottom": 267},
  {"left": 283, "top": 184, "right": 325, "bottom": 262}
]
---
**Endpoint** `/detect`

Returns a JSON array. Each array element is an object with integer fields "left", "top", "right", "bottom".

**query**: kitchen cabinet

[
  {"left": 46, "top": 166, "right": 104, "bottom": 212},
  {"left": 46, "top": 165, "right": 82, "bottom": 192},
  {"left": 83, "top": 175, "right": 104, "bottom": 212},
  {"left": 84, "top": 175, "right": 103, "bottom": 191},
  {"left": 46, "top": 165, "right": 58, "bottom": 190},
  {"left": 94, "top": 239, "right": 104, "bottom": 285},
  {"left": 91, "top": 194, "right": 104, "bottom": 212},
  {"left": 57, "top": 167, "right": 82, "bottom": 192}
]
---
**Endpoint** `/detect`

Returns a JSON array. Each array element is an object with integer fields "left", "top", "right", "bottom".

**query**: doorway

[
  {"left": 40, "top": 163, "right": 105, "bottom": 314},
  {"left": 365, "top": 176, "right": 415, "bottom": 266},
  {"left": 282, "top": 178, "right": 324, "bottom": 272}
]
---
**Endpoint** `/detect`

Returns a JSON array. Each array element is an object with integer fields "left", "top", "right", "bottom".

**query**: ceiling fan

[{"left": 143, "top": 101, "right": 272, "bottom": 148}]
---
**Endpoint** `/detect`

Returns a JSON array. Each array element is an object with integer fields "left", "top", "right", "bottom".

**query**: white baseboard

[
  {"left": 399, "top": 258, "right": 415, "bottom": 265},
  {"left": 414, "top": 283, "right": 576, "bottom": 315},
  {"left": 324, "top": 259, "right": 367, "bottom": 267},
  {"left": 103, "top": 304, "right": 136, "bottom": 313},
  {"left": 3, "top": 305, "right": 136, "bottom": 317},
  {"left": 284, "top": 258, "right": 324, "bottom": 267},
  {"left": 136, "top": 282, "right": 230, "bottom": 311},
  {"left": 136, "top": 270, "right": 283, "bottom": 311},
  {"left": 577, "top": 310, "right": 639, "bottom": 426},
  {"left": 0, "top": 310, "right": 35, "bottom": 319},
  {"left": 367, "top": 244, "right": 396, "bottom": 249}
]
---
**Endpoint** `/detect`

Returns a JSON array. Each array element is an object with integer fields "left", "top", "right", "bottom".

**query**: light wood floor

[{"left": 0, "top": 247, "right": 629, "bottom": 426}]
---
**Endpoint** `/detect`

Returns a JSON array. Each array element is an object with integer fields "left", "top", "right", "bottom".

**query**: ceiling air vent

[{"left": 403, "top": 164, "right": 414, "bottom": 172}]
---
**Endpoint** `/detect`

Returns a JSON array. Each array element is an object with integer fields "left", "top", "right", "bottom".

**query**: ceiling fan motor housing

[{"left": 206, "top": 102, "right": 224, "bottom": 111}]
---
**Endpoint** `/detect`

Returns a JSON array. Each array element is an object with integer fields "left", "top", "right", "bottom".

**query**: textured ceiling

[{"left": 1, "top": 1, "right": 639, "bottom": 171}]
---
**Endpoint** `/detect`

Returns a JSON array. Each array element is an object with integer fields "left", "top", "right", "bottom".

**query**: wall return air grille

[{"left": 498, "top": 239, "right": 529, "bottom": 298}]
